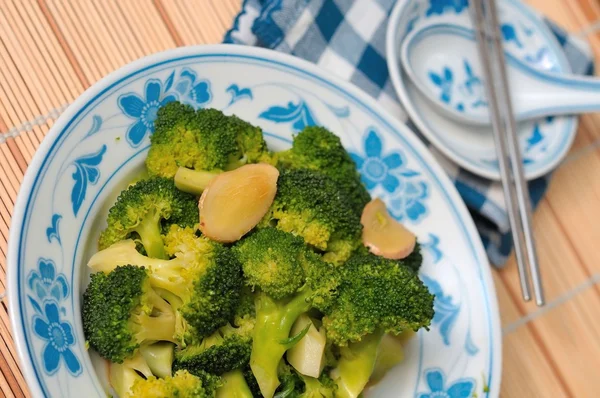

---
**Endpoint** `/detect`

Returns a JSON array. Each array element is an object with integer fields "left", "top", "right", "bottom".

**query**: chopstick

[{"left": 469, "top": 0, "right": 545, "bottom": 306}]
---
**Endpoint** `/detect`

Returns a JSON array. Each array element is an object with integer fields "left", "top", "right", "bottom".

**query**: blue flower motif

[
  {"left": 172, "top": 69, "right": 211, "bottom": 106},
  {"left": 33, "top": 301, "right": 81, "bottom": 376},
  {"left": 388, "top": 180, "right": 429, "bottom": 222},
  {"left": 27, "top": 259, "right": 69, "bottom": 302},
  {"left": 426, "top": 0, "right": 468, "bottom": 16},
  {"left": 428, "top": 67, "right": 454, "bottom": 105},
  {"left": 118, "top": 79, "right": 177, "bottom": 147},
  {"left": 418, "top": 368, "right": 475, "bottom": 398},
  {"left": 458, "top": 60, "right": 486, "bottom": 109},
  {"left": 350, "top": 129, "right": 406, "bottom": 193}
]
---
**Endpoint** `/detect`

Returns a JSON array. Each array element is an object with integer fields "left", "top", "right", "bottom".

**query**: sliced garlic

[
  {"left": 199, "top": 163, "right": 279, "bottom": 243},
  {"left": 360, "top": 198, "right": 416, "bottom": 260}
]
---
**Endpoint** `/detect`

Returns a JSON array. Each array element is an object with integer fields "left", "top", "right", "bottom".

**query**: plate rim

[
  {"left": 386, "top": 0, "right": 578, "bottom": 181},
  {"left": 8, "top": 44, "right": 502, "bottom": 397}
]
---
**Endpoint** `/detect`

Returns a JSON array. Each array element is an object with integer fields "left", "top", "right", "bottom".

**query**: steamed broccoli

[
  {"left": 263, "top": 169, "right": 362, "bottom": 265},
  {"left": 299, "top": 373, "right": 337, "bottom": 398},
  {"left": 354, "top": 240, "right": 423, "bottom": 274},
  {"left": 322, "top": 253, "right": 434, "bottom": 397},
  {"left": 173, "top": 323, "right": 252, "bottom": 376},
  {"left": 98, "top": 177, "right": 198, "bottom": 259},
  {"left": 403, "top": 241, "right": 423, "bottom": 273},
  {"left": 216, "top": 370, "right": 254, "bottom": 398},
  {"left": 82, "top": 265, "right": 177, "bottom": 363},
  {"left": 129, "top": 370, "right": 216, "bottom": 398},
  {"left": 276, "top": 126, "right": 370, "bottom": 216},
  {"left": 145, "top": 101, "right": 272, "bottom": 193},
  {"left": 88, "top": 227, "right": 243, "bottom": 342},
  {"left": 234, "top": 228, "right": 339, "bottom": 398}
]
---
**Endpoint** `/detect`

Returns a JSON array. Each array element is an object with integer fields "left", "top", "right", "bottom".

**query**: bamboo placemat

[{"left": 1, "top": 1, "right": 600, "bottom": 397}]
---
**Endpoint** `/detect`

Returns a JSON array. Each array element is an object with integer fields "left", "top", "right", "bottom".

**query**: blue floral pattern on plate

[
  {"left": 27, "top": 258, "right": 81, "bottom": 377},
  {"left": 27, "top": 259, "right": 69, "bottom": 302},
  {"left": 118, "top": 79, "right": 177, "bottom": 147},
  {"left": 418, "top": 368, "right": 475, "bottom": 398},
  {"left": 70, "top": 145, "right": 107, "bottom": 217},
  {"left": 259, "top": 100, "right": 318, "bottom": 131},
  {"left": 33, "top": 301, "right": 81, "bottom": 376}
]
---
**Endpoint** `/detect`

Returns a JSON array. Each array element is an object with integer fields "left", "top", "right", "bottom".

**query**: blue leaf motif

[
  {"left": 28, "top": 296, "right": 43, "bottom": 315},
  {"left": 465, "top": 329, "right": 479, "bottom": 356},
  {"left": 226, "top": 84, "right": 253, "bottom": 106},
  {"left": 164, "top": 71, "right": 175, "bottom": 92},
  {"left": 325, "top": 103, "right": 350, "bottom": 118},
  {"left": 421, "top": 274, "right": 460, "bottom": 346},
  {"left": 421, "top": 234, "right": 443, "bottom": 263},
  {"left": 259, "top": 101, "right": 317, "bottom": 131},
  {"left": 426, "top": 0, "right": 468, "bottom": 17},
  {"left": 83, "top": 115, "right": 103, "bottom": 140},
  {"left": 46, "top": 213, "right": 62, "bottom": 244},
  {"left": 71, "top": 145, "right": 107, "bottom": 216}
]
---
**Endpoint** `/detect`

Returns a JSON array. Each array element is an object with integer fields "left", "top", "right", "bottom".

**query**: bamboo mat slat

[{"left": 0, "top": 1, "right": 599, "bottom": 397}]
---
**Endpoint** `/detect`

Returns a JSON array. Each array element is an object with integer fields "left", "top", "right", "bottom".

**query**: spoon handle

[{"left": 515, "top": 65, "right": 600, "bottom": 120}]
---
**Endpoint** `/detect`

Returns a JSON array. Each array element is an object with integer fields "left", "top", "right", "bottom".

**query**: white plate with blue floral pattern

[
  {"left": 387, "top": 0, "right": 578, "bottom": 181},
  {"left": 8, "top": 45, "right": 501, "bottom": 397}
]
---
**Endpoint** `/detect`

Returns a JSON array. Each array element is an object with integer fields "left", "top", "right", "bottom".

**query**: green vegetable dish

[{"left": 82, "top": 101, "right": 435, "bottom": 398}]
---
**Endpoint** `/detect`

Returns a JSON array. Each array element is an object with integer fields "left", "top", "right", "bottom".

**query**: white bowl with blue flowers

[{"left": 8, "top": 45, "right": 501, "bottom": 397}]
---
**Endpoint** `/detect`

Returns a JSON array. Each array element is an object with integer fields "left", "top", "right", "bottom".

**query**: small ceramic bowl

[{"left": 386, "top": 0, "right": 584, "bottom": 180}]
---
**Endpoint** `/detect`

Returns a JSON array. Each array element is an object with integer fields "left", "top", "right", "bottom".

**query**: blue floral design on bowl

[
  {"left": 33, "top": 301, "right": 81, "bottom": 376},
  {"left": 118, "top": 79, "right": 177, "bottom": 147},
  {"left": 350, "top": 128, "right": 405, "bottom": 192},
  {"left": 418, "top": 368, "right": 475, "bottom": 398},
  {"left": 27, "top": 259, "right": 68, "bottom": 302}
]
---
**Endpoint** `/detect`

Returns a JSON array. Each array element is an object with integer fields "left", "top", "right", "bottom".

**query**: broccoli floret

[
  {"left": 234, "top": 228, "right": 308, "bottom": 299},
  {"left": 82, "top": 265, "right": 177, "bottom": 363},
  {"left": 322, "top": 253, "right": 434, "bottom": 397},
  {"left": 129, "top": 370, "right": 214, "bottom": 398},
  {"left": 98, "top": 177, "right": 198, "bottom": 259},
  {"left": 276, "top": 126, "right": 370, "bottom": 216},
  {"left": 299, "top": 373, "right": 337, "bottom": 398},
  {"left": 264, "top": 169, "right": 362, "bottom": 265},
  {"left": 353, "top": 240, "right": 424, "bottom": 274},
  {"left": 88, "top": 229, "right": 243, "bottom": 342},
  {"left": 236, "top": 229, "right": 339, "bottom": 397},
  {"left": 173, "top": 324, "right": 252, "bottom": 376},
  {"left": 109, "top": 354, "right": 154, "bottom": 398},
  {"left": 274, "top": 362, "right": 304, "bottom": 398},
  {"left": 216, "top": 370, "right": 254, "bottom": 398},
  {"left": 323, "top": 253, "right": 434, "bottom": 345},
  {"left": 146, "top": 101, "right": 272, "bottom": 183},
  {"left": 403, "top": 242, "right": 423, "bottom": 273}
]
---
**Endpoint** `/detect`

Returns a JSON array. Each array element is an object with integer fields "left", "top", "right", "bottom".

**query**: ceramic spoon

[{"left": 400, "top": 23, "right": 600, "bottom": 126}]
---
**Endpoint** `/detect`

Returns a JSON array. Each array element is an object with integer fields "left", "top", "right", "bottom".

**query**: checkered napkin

[{"left": 223, "top": 0, "right": 594, "bottom": 267}]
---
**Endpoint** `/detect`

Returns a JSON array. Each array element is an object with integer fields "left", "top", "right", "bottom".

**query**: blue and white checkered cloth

[{"left": 223, "top": 0, "right": 594, "bottom": 267}]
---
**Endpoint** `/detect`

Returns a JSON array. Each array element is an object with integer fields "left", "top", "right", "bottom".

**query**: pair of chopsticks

[{"left": 469, "top": 0, "right": 545, "bottom": 306}]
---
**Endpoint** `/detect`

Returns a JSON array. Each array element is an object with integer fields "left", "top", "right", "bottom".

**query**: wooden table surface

[{"left": 0, "top": 1, "right": 599, "bottom": 397}]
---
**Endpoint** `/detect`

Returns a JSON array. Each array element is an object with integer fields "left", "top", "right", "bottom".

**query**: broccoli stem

[
  {"left": 216, "top": 369, "right": 254, "bottom": 398},
  {"left": 136, "top": 209, "right": 167, "bottom": 259},
  {"left": 251, "top": 288, "right": 313, "bottom": 398},
  {"left": 174, "top": 167, "right": 221, "bottom": 195},
  {"left": 330, "top": 329, "right": 384, "bottom": 398},
  {"left": 133, "top": 289, "right": 178, "bottom": 344}
]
